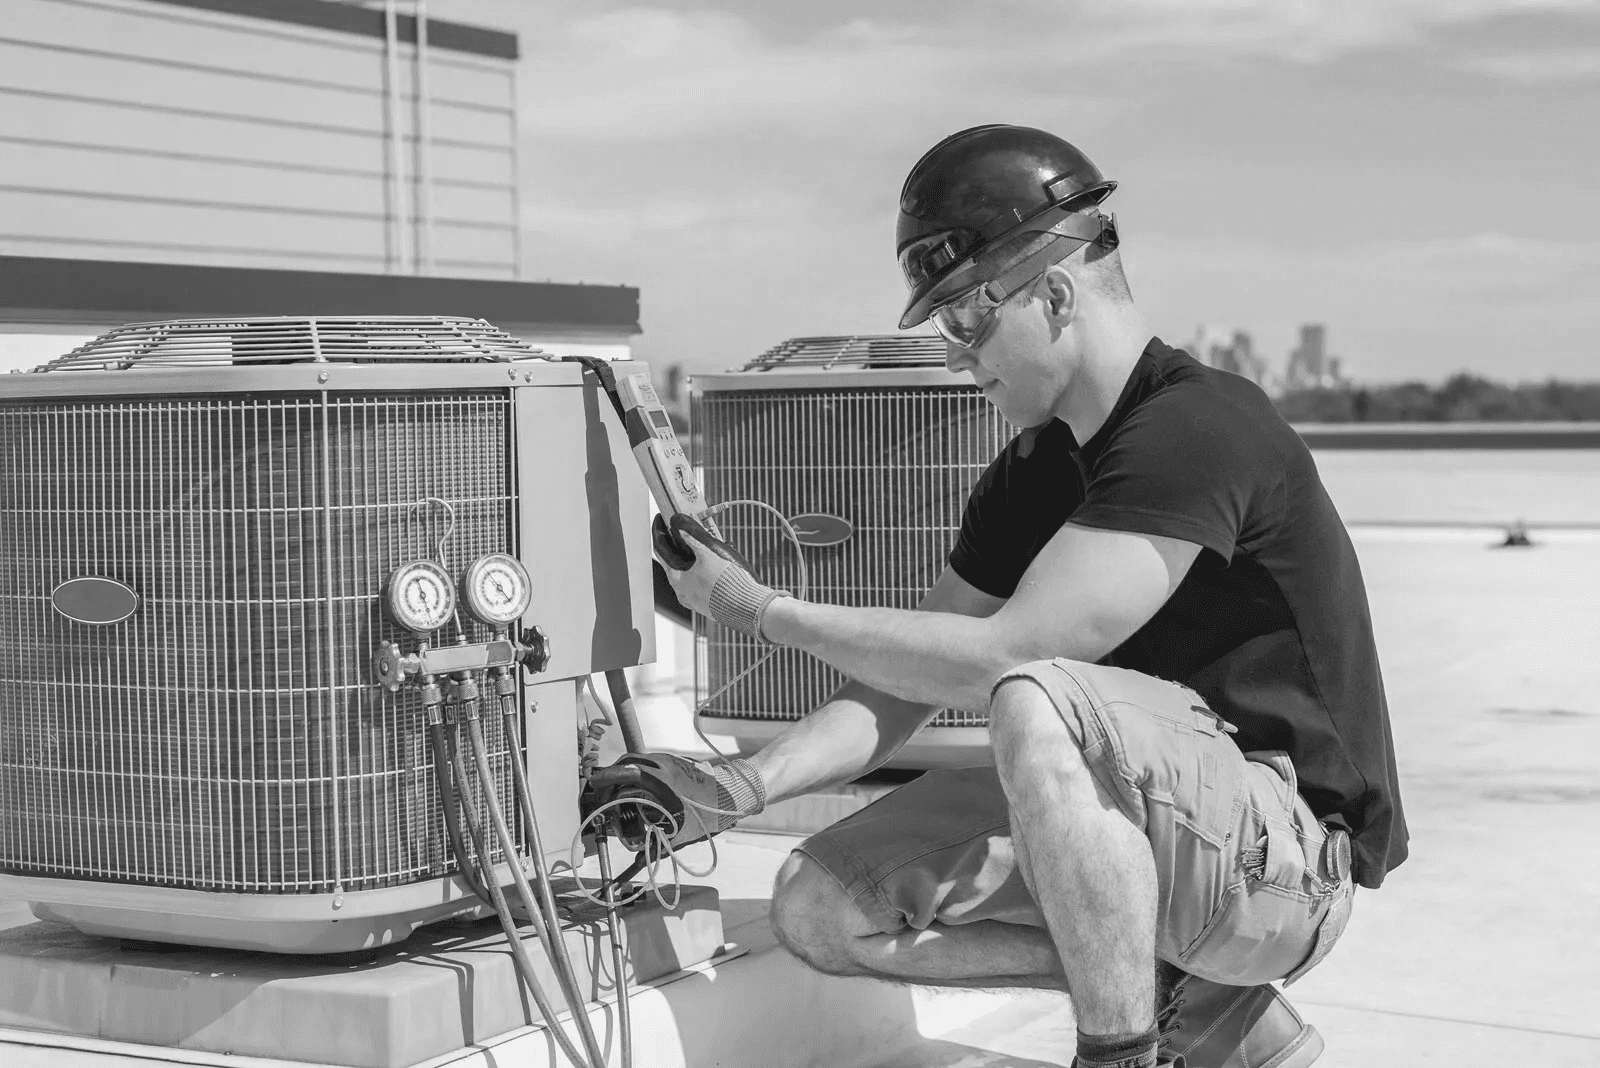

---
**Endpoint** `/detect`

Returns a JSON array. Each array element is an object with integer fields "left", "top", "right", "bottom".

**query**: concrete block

[{"left": 0, "top": 884, "right": 723, "bottom": 1068}]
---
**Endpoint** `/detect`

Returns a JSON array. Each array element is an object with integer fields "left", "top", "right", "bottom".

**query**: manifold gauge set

[{"left": 373, "top": 552, "right": 550, "bottom": 698}]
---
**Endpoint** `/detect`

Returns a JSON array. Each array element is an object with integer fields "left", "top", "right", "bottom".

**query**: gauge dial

[
  {"left": 461, "top": 553, "right": 532, "bottom": 627},
  {"left": 385, "top": 560, "right": 456, "bottom": 634}
]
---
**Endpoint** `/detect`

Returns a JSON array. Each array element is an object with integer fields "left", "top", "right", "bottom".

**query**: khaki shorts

[{"left": 797, "top": 658, "right": 1355, "bottom": 987}]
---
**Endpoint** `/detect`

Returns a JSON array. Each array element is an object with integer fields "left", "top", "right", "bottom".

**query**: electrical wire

[{"left": 573, "top": 499, "right": 811, "bottom": 912}]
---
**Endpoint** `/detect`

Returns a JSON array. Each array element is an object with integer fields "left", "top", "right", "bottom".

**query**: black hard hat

[{"left": 897, "top": 125, "right": 1118, "bottom": 329}]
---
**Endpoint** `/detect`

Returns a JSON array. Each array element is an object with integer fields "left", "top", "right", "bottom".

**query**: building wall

[{"left": 0, "top": 0, "right": 519, "bottom": 279}]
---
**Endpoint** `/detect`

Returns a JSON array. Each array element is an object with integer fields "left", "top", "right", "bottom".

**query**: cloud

[
  {"left": 1453, "top": 47, "right": 1600, "bottom": 81},
  {"left": 519, "top": 7, "right": 1132, "bottom": 144}
]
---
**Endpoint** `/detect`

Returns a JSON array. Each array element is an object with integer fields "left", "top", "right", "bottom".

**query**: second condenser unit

[{"left": 690, "top": 335, "right": 1017, "bottom": 768}]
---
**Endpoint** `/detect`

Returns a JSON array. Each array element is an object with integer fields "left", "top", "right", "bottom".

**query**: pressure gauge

[
  {"left": 461, "top": 553, "right": 532, "bottom": 627},
  {"left": 384, "top": 560, "right": 456, "bottom": 634}
]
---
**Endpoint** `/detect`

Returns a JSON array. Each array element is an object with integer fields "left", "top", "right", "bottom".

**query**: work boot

[{"left": 1155, "top": 963, "right": 1323, "bottom": 1068}]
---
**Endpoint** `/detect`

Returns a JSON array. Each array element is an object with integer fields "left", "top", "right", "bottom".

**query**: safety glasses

[{"left": 928, "top": 277, "right": 1036, "bottom": 350}]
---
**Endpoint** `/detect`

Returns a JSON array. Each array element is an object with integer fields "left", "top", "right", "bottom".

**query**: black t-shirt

[{"left": 951, "top": 338, "right": 1407, "bottom": 888}]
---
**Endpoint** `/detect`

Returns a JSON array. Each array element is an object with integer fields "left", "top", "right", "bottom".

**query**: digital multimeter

[{"left": 612, "top": 371, "right": 724, "bottom": 540}]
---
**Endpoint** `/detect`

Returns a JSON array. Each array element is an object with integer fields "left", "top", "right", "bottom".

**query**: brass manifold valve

[{"left": 372, "top": 553, "right": 550, "bottom": 693}]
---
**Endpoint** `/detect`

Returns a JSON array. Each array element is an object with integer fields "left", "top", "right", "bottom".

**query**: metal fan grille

[
  {"left": 0, "top": 392, "right": 523, "bottom": 893},
  {"left": 34, "top": 317, "right": 544, "bottom": 372},
  {"left": 692, "top": 384, "right": 1015, "bottom": 727},
  {"left": 738, "top": 334, "right": 948, "bottom": 371}
]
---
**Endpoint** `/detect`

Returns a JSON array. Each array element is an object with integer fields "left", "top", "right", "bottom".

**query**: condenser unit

[
  {"left": 0, "top": 317, "right": 654, "bottom": 953},
  {"left": 691, "top": 335, "right": 1017, "bottom": 768}
]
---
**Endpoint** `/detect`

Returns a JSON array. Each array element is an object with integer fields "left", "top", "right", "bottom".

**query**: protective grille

[
  {"left": 0, "top": 392, "right": 524, "bottom": 894},
  {"left": 36, "top": 316, "right": 540, "bottom": 371},
  {"left": 693, "top": 385, "right": 1015, "bottom": 727}
]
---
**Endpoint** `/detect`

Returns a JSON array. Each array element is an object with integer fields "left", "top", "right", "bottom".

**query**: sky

[{"left": 453, "top": 0, "right": 1599, "bottom": 384}]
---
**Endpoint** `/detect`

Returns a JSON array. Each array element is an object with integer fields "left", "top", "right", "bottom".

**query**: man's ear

[{"left": 1040, "top": 264, "right": 1077, "bottom": 325}]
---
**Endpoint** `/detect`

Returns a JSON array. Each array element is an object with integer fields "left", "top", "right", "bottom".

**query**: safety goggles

[{"left": 927, "top": 278, "right": 1029, "bottom": 350}]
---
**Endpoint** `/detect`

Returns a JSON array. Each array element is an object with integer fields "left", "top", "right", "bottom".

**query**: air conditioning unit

[
  {"left": 690, "top": 335, "right": 1017, "bottom": 768},
  {"left": 0, "top": 317, "right": 653, "bottom": 953}
]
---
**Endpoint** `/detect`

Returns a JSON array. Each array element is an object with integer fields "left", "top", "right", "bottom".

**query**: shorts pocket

[
  {"left": 1178, "top": 875, "right": 1325, "bottom": 986},
  {"left": 1284, "top": 882, "right": 1354, "bottom": 987},
  {"left": 1091, "top": 695, "right": 1240, "bottom": 849}
]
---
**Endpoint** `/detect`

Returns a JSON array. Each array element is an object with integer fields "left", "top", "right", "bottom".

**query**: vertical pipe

[
  {"left": 415, "top": 0, "right": 435, "bottom": 275},
  {"left": 507, "top": 61, "right": 523, "bottom": 279},
  {"left": 384, "top": 0, "right": 410, "bottom": 273}
]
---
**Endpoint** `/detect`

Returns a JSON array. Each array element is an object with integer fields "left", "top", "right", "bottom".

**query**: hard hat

[{"left": 896, "top": 124, "right": 1119, "bottom": 330}]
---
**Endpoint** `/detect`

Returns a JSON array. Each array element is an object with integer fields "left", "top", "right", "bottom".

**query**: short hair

[{"left": 1067, "top": 241, "right": 1133, "bottom": 303}]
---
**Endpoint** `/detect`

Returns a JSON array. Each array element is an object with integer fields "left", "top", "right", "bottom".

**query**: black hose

[
  {"left": 501, "top": 700, "right": 630, "bottom": 1068},
  {"left": 595, "top": 839, "right": 633, "bottom": 1068},
  {"left": 447, "top": 723, "right": 594, "bottom": 1068},
  {"left": 428, "top": 721, "right": 488, "bottom": 903},
  {"left": 466, "top": 715, "right": 608, "bottom": 1068},
  {"left": 604, "top": 669, "right": 647, "bottom": 756}
]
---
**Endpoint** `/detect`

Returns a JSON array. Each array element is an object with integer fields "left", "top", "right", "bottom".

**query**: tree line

[{"left": 1273, "top": 374, "right": 1600, "bottom": 423}]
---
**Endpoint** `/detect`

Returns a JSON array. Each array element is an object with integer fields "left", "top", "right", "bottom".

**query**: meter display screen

[{"left": 648, "top": 408, "right": 672, "bottom": 431}]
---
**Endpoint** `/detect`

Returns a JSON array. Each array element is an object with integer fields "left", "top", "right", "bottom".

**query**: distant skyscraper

[
  {"left": 1285, "top": 324, "right": 1343, "bottom": 389},
  {"left": 1184, "top": 325, "right": 1271, "bottom": 389}
]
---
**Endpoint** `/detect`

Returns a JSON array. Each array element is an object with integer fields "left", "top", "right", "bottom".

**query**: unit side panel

[{"left": 515, "top": 382, "right": 655, "bottom": 681}]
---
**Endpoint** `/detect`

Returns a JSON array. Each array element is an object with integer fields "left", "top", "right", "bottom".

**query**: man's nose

[{"left": 944, "top": 341, "right": 971, "bottom": 374}]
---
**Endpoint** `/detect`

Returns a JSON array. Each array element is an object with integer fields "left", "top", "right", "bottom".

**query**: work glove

[
  {"left": 652, "top": 513, "right": 791, "bottom": 642},
  {"left": 581, "top": 751, "right": 767, "bottom": 851}
]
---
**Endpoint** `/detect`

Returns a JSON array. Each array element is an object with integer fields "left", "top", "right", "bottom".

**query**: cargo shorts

[{"left": 796, "top": 658, "right": 1355, "bottom": 987}]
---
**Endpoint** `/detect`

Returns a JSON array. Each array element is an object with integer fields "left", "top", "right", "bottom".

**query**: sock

[{"left": 1073, "top": 1024, "right": 1160, "bottom": 1068}]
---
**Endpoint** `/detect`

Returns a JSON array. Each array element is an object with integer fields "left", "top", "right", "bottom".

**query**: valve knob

[
  {"left": 373, "top": 642, "right": 407, "bottom": 692},
  {"left": 522, "top": 625, "right": 551, "bottom": 675}
]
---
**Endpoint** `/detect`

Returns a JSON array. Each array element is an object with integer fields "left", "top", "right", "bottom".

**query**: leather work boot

[{"left": 1156, "top": 963, "right": 1323, "bottom": 1068}]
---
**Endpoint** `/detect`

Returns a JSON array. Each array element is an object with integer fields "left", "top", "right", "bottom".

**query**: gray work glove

[{"left": 652, "top": 513, "right": 791, "bottom": 641}]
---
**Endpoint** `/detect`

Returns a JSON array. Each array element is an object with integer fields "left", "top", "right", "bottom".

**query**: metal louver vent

[
  {"left": 34, "top": 316, "right": 542, "bottom": 371},
  {"left": 692, "top": 361, "right": 1016, "bottom": 729},
  {"left": 739, "top": 334, "right": 947, "bottom": 371}
]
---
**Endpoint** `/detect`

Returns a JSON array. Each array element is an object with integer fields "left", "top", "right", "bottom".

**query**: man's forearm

[
  {"left": 762, "top": 598, "right": 1031, "bottom": 712},
  {"left": 747, "top": 678, "right": 938, "bottom": 805}
]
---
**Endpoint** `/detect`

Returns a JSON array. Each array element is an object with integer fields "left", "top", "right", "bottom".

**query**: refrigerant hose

[
  {"left": 445, "top": 720, "right": 595, "bottom": 1068},
  {"left": 603, "top": 669, "right": 647, "bottom": 756},
  {"left": 464, "top": 713, "right": 608, "bottom": 1068},
  {"left": 498, "top": 697, "right": 633, "bottom": 1067},
  {"left": 427, "top": 721, "right": 488, "bottom": 903}
]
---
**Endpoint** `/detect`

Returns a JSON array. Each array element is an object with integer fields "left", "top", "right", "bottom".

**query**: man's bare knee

[
  {"left": 989, "top": 675, "right": 1087, "bottom": 759},
  {"left": 770, "top": 851, "right": 879, "bottom": 975}
]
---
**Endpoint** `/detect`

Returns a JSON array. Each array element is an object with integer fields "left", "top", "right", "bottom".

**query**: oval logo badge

[
  {"left": 51, "top": 577, "right": 139, "bottom": 625},
  {"left": 789, "top": 513, "right": 854, "bottom": 547}
]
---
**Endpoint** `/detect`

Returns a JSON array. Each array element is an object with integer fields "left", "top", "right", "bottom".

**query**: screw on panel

[{"left": 318, "top": 371, "right": 329, "bottom": 383}]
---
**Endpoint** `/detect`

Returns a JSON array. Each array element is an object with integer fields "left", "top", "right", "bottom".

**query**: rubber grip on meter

[{"left": 652, "top": 513, "right": 751, "bottom": 573}]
